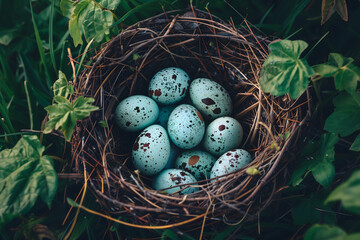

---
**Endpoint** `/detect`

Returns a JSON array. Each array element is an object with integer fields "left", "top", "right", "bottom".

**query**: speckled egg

[
  {"left": 115, "top": 95, "right": 159, "bottom": 132},
  {"left": 153, "top": 169, "right": 198, "bottom": 194},
  {"left": 203, "top": 117, "right": 243, "bottom": 156},
  {"left": 132, "top": 125, "right": 170, "bottom": 176},
  {"left": 210, "top": 149, "right": 252, "bottom": 179},
  {"left": 149, "top": 67, "right": 190, "bottom": 105},
  {"left": 156, "top": 105, "right": 176, "bottom": 129},
  {"left": 189, "top": 78, "right": 232, "bottom": 120},
  {"left": 167, "top": 104, "right": 205, "bottom": 149},
  {"left": 175, "top": 150, "right": 216, "bottom": 180}
]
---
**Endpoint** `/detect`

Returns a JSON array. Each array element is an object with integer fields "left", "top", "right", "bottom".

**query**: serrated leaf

[
  {"left": 44, "top": 96, "right": 98, "bottom": 141},
  {"left": 60, "top": 0, "right": 75, "bottom": 19},
  {"left": 304, "top": 224, "right": 346, "bottom": 240},
  {"left": 259, "top": 40, "right": 315, "bottom": 99},
  {"left": 325, "top": 169, "right": 360, "bottom": 214},
  {"left": 53, "top": 71, "right": 74, "bottom": 98},
  {"left": 324, "top": 92, "right": 360, "bottom": 137},
  {"left": 350, "top": 134, "right": 360, "bottom": 151},
  {"left": 0, "top": 135, "right": 57, "bottom": 224},
  {"left": 289, "top": 133, "right": 338, "bottom": 187}
]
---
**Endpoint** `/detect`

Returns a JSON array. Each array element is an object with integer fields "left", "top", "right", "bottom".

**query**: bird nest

[{"left": 71, "top": 8, "right": 309, "bottom": 233}]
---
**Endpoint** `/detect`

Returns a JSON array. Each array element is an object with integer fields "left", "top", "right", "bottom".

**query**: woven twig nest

[{"left": 72, "top": 8, "right": 309, "bottom": 231}]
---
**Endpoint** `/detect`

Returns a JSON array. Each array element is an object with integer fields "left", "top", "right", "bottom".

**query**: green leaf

[
  {"left": 60, "top": 0, "right": 75, "bottom": 19},
  {"left": 312, "top": 64, "right": 339, "bottom": 78},
  {"left": 329, "top": 53, "right": 360, "bottom": 93},
  {"left": 289, "top": 133, "right": 338, "bottom": 187},
  {"left": 65, "top": 0, "right": 121, "bottom": 46},
  {"left": 0, "top": 135, "right": 58, "bottom": 224},
  {"left": 52, "top": 71, "right": 74, "bottom": 99},
  {"left": 350, "top": 134, "right": 360, "bottom": 151},
  {"left": 304, "top": 224, "right": 346, "bottom": 240},
  {"left": 259, "top": 40, "right": 315, "bottom": 99},
  {"left": 44, "top": 96, "right": 98, "bottom": 141},
  {"left": 325, "top": 169, "right": 360, "bottom": 214},
  {"left": 69, "top": 0, "right": 90, "bottom": 47},
  {"left": 324, "top": 92, "right": 360, "bottom": 137}
]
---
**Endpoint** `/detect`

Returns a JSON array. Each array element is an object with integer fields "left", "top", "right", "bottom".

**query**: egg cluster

[{"left": 115, "top": 67, "right": 253, "bottom": 194}]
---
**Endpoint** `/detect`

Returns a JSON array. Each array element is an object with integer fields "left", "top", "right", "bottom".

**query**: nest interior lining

[{"left": 72, "top": 8, "right": 309, "bottom": 229}]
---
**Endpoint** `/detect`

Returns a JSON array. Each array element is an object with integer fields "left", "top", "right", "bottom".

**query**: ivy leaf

[
  {"left": 350, "top": 134, "right": 360, "bottom": 151},
  {"left": 62, "top": 0, "right": 121, "bottom": 46},
  {"left": 60, "top": 0, "right": 75, "bottom": 19},
  {"left": 324, "top": 92, "right": 360, "bottom": 137},
  {"left": 312, "top": 64, "right": 339, "bottom": 78},
  {"left": 325, "top": 169, "right": 360, "bottom": 215},
  {"left": 44, "top": 96, "right": 99, "bottom": 141},
  {"left": 321, "top": 0, "right": 348, "bottom": 25},
  {"left": 0, "top": 135, "right": 57, "bottom": 224},
  {"left": 52, "top": 71, "right": 74, "bottom": 99},
  {"left": 329, "top": 53, "right": 360, "bottom": 93},
  {"left": 259, "top": 40, "right": 315, "bottom": 99},
  {"left": 289, "top": 133, "right": 338, "bottom": 188},
  {"left": 304, "top": 224, "right": 346, "bottom": 240}
]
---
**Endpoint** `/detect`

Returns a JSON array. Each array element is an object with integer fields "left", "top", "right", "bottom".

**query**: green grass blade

[
  {"left": 284, "top": 28, "right": 303, "bottom": 40},
  {"left": 49, "top": 0, "right": 57, "bottom": 72},
  {"left": 259, "top": 4, "right": 274, "bottom": 26},
  {"left": 76, "top": 39, "right": 94, "bottom": 76},
  {"left": 24, "top": 81, "right": 33, "bottom": 130},
  {"left": 304, "top": 31, "right": 330, "bottom": 60},
  {"left": 56, "top": 30, "right": 70, "bottom": 52},
  {"left": 282, "top": 0, "right": 311, "bottom": 37},
  {"left": 29, "top": 0, "right": 52, "bottom": 89}
]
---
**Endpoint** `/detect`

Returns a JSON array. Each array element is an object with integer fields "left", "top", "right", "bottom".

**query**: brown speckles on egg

[
  {"left": 126, "top": 121, "right": 131, "bottom": 127},
  {"left": 149, "top": 67, "right": 190, "bottom": 105},
  {"left": 219, "top": 125, "right": 225, "bottom": 131},
  {"left": 201, "top": 98, "right": 216, "bottom": 105},
  {"left": 154, "top": 89, "right": 162, "bottom": 96},
  {"left": 196, "top": 111, "right": 204, "bottom": 122},
  {"left": 213, "top": 108, "right": 221, "bottom": 114},
  {"left": 188, "top": 155, "right": 200, "bottom": 166}
]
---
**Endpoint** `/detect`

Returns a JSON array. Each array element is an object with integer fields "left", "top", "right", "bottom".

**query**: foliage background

[{"left": 0, "top": 0, "right": 360, "bottom": 239}]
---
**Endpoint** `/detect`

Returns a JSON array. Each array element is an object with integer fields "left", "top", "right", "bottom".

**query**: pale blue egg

[
  {"left": 175, "top": 150, "right": 216, "bottom": 180},
  {"left": 210, "top": 149, "right": 252, "bottom": 180},
  {"left": 189, "top": 78, "right": 232, "bottom": 120},
  {"left": 132, "top": 125, "right": 170, "bottom": 176},
  {"left": 167, "top": 104, "right": 205, "bottom": 149},
  {"left": 115, "top": 95, "right": 159, "bottom": 132},
  {"left": 153, "top": 169, "right": 198, "bottom": 194},
  {"left": 203, "top": 117, "right": 243, "bottom": 156},
  {"left": 149, "top": 67, "right": 190, "bottom": 105}
]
